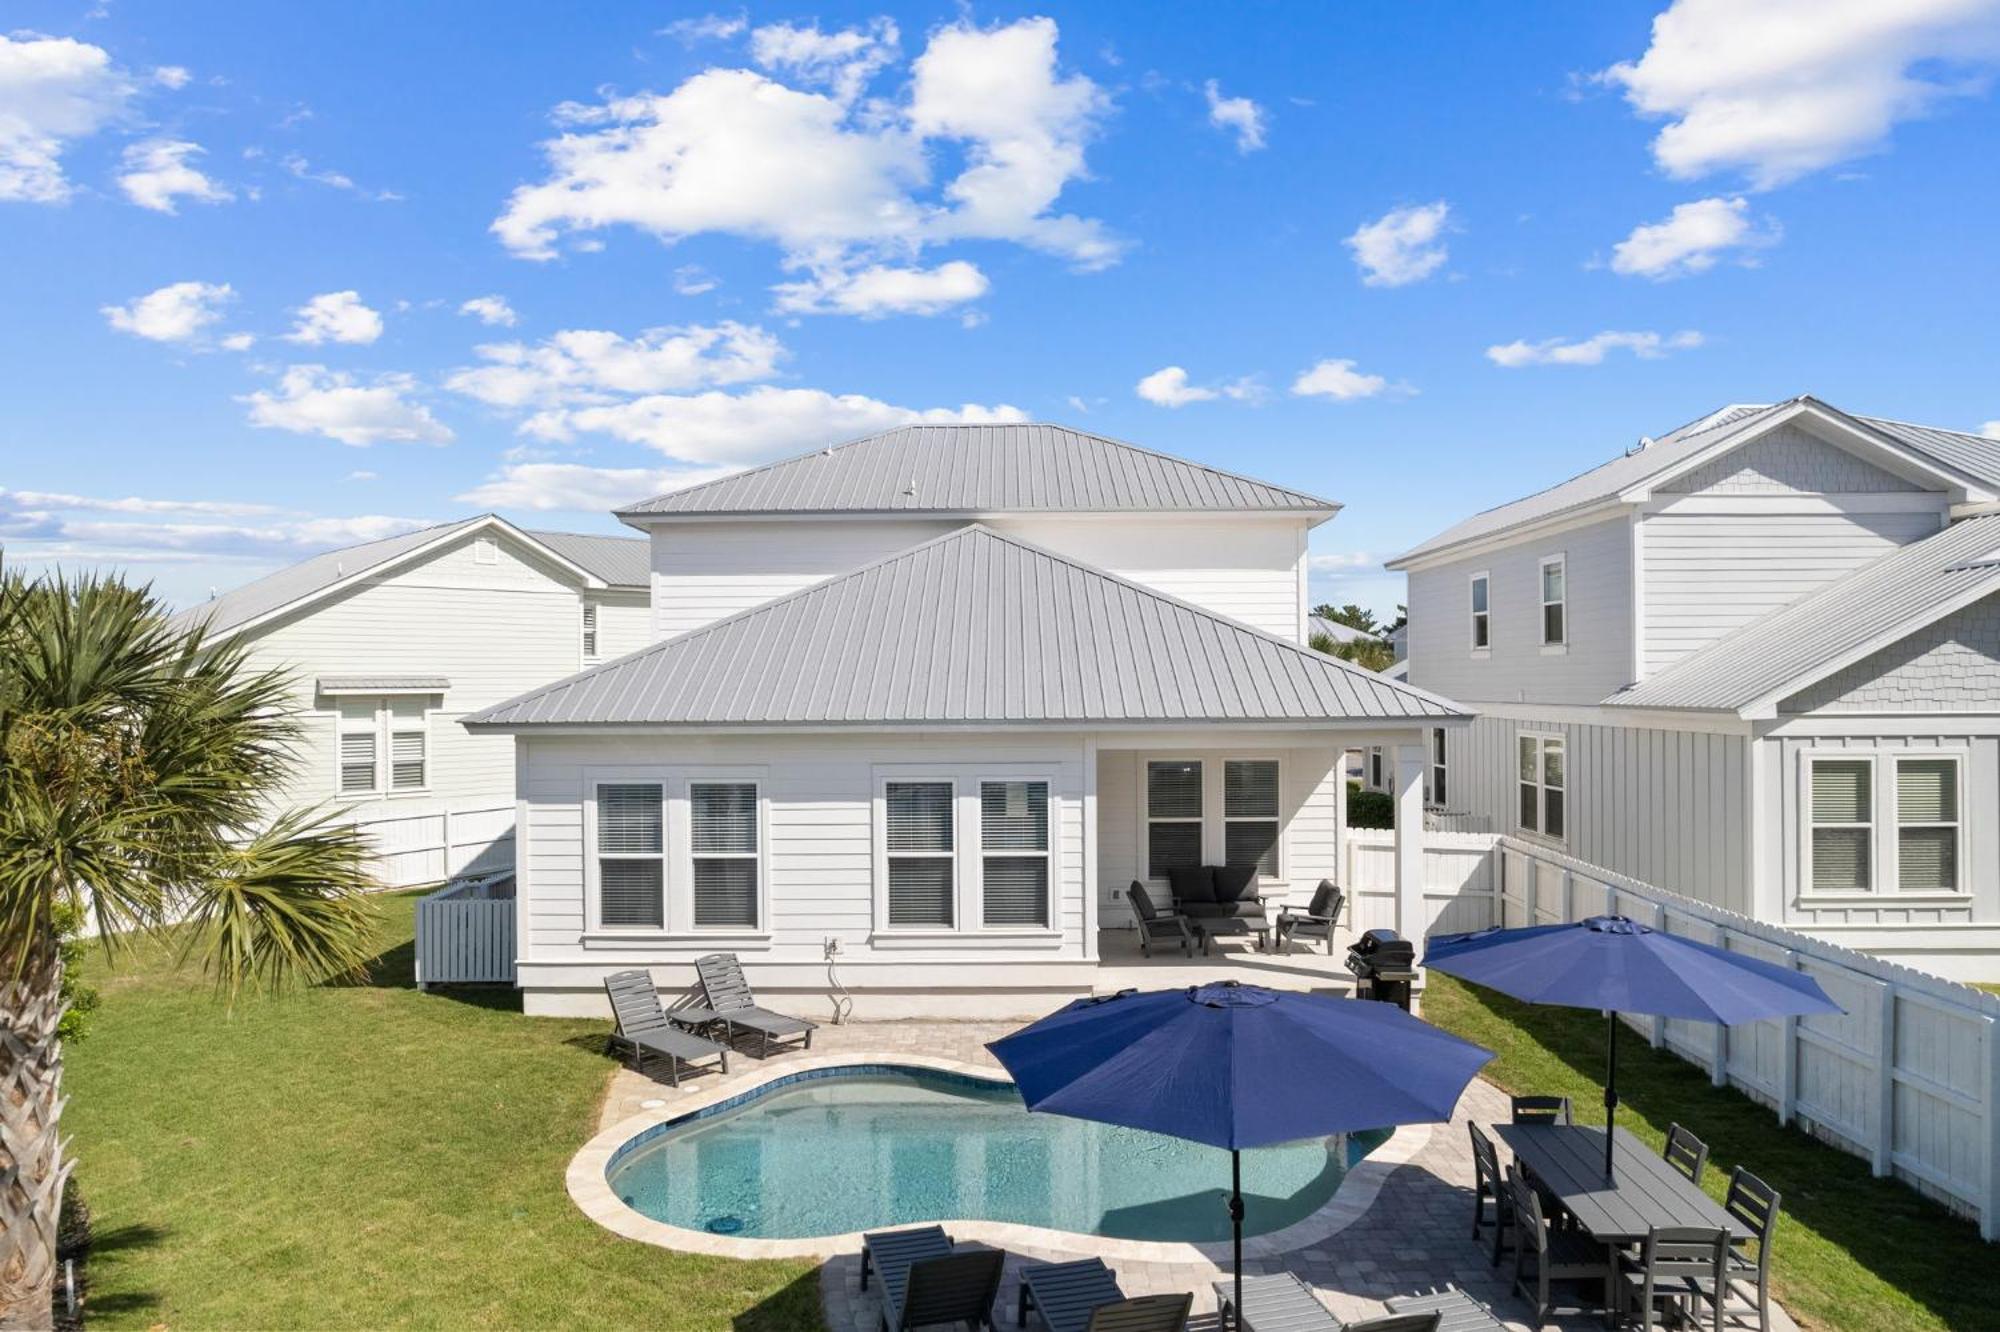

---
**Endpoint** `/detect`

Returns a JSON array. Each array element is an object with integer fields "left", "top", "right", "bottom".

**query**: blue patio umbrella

[
  {"left": 987, "top": 981, "right": 1493, "bottom": 1325},
  {"left": 1425, "top": 915, "right": 1842, "bottom": 1177}
]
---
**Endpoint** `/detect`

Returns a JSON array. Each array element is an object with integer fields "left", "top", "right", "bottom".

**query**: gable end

[
  {"left": 1779, "top": 589, "right": 2000, "bottom": 714},
  {"left": 1658, "top": 422, "right": 1930, "bottom": 496}
]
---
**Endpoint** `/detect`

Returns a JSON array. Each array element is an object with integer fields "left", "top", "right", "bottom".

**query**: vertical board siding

[
  {"left": 415, "top": 876, "right": 517, "bottom": 985},
  {"left": 1497, "top": 835, "right": 2000, "bottom": 1237}
]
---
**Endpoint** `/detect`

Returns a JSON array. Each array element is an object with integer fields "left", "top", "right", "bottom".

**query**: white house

[
  {"left": 180, "top": 514, "right": 651, "bottom": 885},
  {"left": 1390, "top": 396, "right": 2000, "bottom": 981},
  {"left": 465, "top": 424, "right": 1470, "bottom": 1017}
]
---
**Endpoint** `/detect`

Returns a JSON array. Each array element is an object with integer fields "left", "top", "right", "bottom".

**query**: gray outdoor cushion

[
  {"left": 1214, "top": 864, "right": 1259, "bottom": 902},
  {"left": 1168, "top": 865, "right": 1217, "bottom": 905}
]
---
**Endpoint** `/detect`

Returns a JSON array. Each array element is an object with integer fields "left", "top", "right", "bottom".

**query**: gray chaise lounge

[
  {"left": 602, "top": 969, "right": 731, "bottom": 1086},
  {"left": 1212, "top": 1273, "right": 1442, "bottom": 1332},
  {"left": 862, "top": 1226, "right": 1003, "bottom": 1332},
  {"left": 680, "top": 952, "right": 817, "bottom": 1057},
  {"left": 1019, "top": 1258, "right": 1190, "bottom": 1332}
]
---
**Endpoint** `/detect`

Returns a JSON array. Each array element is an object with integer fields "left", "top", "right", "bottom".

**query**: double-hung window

[
  {"left": 1470, "top": 573, "right": 1490, "bottom": 651},
  {"left": 1223, "top": 760, "right": 1280, "bottom": 878},
  {"left": 1146, "top": 761, "right": 1203, "bottom": 878},
  {"left": 582, "top": 603, "right": 599, "bottom": 660},
  {"left": 1539, "top": 556, "right": 1566, "bottom": 646},
  {"left": 596, "top": 783, "right": 665, "bottom": 928},
  {"left": 1517, "top": 734, "right": 1565, "bottom": 839},
  {"left": 691, "top": 782, "right": 759, "bottom": 927},
  {"left": 1896, "top": 759, "right": 1958, "bottom": 892},
  {"left": 335, "top": 694, "right": 428, "bottom": 794},
  {"left": 1368, "top": 747, "right": 1385, "bottom": 791},
  {"left": 1428, "top": 729, "right": 1448, "bottom": 808},
  {"left": 886, "top": 782, "right": 955, "bottom": 925},
  {"left": 981, "top": 781, "right": 1050, "bottom": 927}
]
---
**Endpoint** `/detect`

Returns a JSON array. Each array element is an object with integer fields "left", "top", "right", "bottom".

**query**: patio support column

[{"left": 1393, "top": 739, "right": 1426, "bottom": 984}]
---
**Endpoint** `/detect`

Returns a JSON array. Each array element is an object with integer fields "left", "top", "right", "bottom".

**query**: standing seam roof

[{"left": 464, "top": 525, "right": 1467, "bottom": 728}]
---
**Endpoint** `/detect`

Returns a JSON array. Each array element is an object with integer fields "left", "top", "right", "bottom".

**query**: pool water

[{"left": 607, "top": 1066, "right": 1384, "bottom": 1242}]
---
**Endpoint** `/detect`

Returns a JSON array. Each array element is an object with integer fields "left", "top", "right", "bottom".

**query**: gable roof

[
  {"left": 1307, "top": 614, "right": 1380, "bottom": 645},
  {"left": 465, "top": 525, "right": 1464, "bottom": 730},
  {"left": 525, "top": 529, "right": 648, "bottom": 588},
  {"left": 1606, "top": 515, "right": 2000, "bottom": 716},
  {"left": 615, "top": 423, "right": 1339, "bottom": 521},
  {"left": 1389, "top": 397, "right": 2000, "bottom": 567},
  {"left": 177, "top": 515, "right": 625, "bottom": 641}
]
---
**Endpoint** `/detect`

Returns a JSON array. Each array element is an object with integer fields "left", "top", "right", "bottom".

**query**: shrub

[{"left": 1348, "top": 789, "right": 1395, "bottom": 829}]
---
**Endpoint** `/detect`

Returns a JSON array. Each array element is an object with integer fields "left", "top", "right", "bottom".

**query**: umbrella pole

[
  {"left": 1604, "top": 1011, "right": 1618, "bottom": 1178},
  {"left": 1230, "top": 1148, "right": 1244, "bottom": 1332}
]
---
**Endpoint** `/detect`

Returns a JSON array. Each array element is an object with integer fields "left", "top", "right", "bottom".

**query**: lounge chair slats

[
  {"left": 602, "top": 970, "right": 730, "bottom": 1086},
  {"left": 695, "top": 953, "right": 817, "bottom": 1056},
  {"left": 1383, "top": 1288, "right": 1504, "bottom": 1330},
  {"left": 890, "top": 1251, "right": 1004, "bottom": 1331},
  {"left": 861, "top": 1226, "right": 952, "bottom": 1292},
  {"left": 1211, "top": 1273, "right": 1341, "bottom": 1332}
]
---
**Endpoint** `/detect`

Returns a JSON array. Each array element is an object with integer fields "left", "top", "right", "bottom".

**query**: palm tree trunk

[{"left": 0, "top": 928, "right": 69, "bottom": 1331}]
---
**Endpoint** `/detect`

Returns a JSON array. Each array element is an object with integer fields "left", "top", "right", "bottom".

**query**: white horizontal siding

[
  {"left": 1640, "top": 509, "right": 1944, "bottom": 677},
  {"left": 587, "top": 589, "right": 652, "bottom": 662}
]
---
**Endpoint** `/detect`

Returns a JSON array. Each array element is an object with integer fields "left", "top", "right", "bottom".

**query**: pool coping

[{"left": 566, "top": 1052, "right": 1435, "bottom": 1265}]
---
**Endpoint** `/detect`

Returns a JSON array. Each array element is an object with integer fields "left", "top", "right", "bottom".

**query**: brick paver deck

[{"left": 594, "top": 1016, "right": 1795, "bottom": 1332}]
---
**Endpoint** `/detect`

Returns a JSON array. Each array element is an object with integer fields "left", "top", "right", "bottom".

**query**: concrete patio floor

[{"left": 592, "top": 1015, "right": 1798, "bottom": 1332}]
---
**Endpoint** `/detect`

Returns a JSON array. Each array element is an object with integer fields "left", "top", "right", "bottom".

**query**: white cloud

[
  {"left": 674, "top": 265, "right": 719, "bottom": 295},
  {"left": 152, "top": 65, "right": 191, "bottom": 90},
  {"left": 0, "top": 32, "right": 135, "bottom": 203},
  {"left": 456, "top": 461, "right": 736, "bottom": 511},
  {"left": 284, "top": 290, "right": 384, "bottom": 345},
  {"left": 750, "top": 17, "right": 899, "bottom": 103},
  {"left": 1599, "top": 0, "right": 2000, "bottom": 189},
  {"left": 117, "top": 137, "right": 231, "bottom": 213},
  {"left": 1345, "top": 202, "right": 1451, "bottom": 287},
  {"left": 241, "top": 365, "right": 453, "bottom": 446},
  {"left": 219, "top": 331, "right": 255, "bottom": 351},
  {"left": 1305, "top": 551, "right": 1377, "bottom": 573},
  {"left": 1291, "top": 359, "right": 1391, "bottom": 401},
  {"left": 1981, "top": 421, "right": 2000, "bottom": 440},
  {"left": 345, "top": 470, "right": 378, "bottom": 482},
  {"left": 1486, "top": 329, "right": 1705, "bottom": 368},
  {"left": 660, "top": 13, "right": 747, "bottom": 45},
  {"left": 458, "top": 294, "right": 518, "bottom": 327},
  {"left": 0, "top": 487, "right": 283, "bottom": 517},
  {"left": 493, "top": 17, "right": 1118, "bottom": 290},
  {"left": 101, "top": 280, "right": 235, "bottom": 344},
  {"left": 1610, "top": 196, "right": 1780, "bottom": 278},
  {"left": 772, "top": 260, "right": 988, "bottom": 317},
  {"left": 1203, "top": 79, "right": 1268, "bottom": 152},
  {"left": 527, "top": 386, "right": 1027, "bottom": 467},
  {"left": 446, "top": 322, "right": 784, "bottom": 409},
  {"left": 1136, "top": 366, "right": 1214, "bottom": 408}
]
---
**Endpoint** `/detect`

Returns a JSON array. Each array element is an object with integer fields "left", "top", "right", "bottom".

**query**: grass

[
  {"left": 1423, "top": 974, "right": 1998, "bottom": 1332},
  {"left": 64, "top": 891, "right": 821, "bottom": 1331}
]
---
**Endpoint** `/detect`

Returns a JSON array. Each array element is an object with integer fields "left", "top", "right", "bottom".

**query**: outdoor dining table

[{"left": 1494, "top": 1123, "right": 1739, "bottom": 1245}]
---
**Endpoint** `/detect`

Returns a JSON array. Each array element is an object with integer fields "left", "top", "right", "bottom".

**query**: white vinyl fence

[
  {"left": 1345, "top": 828, "right": 1500, "bottom": 938},
  {"left": 1495, "top": 835, "right": 2000, "bottom": 1240},
  {"left": 358, "top": 803, "right": 515, "bottom": 889}
]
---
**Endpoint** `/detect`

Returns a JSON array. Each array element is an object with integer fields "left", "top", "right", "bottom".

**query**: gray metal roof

[
  {"left": 317, "top": 675, "right": 451, "bottom": 693},
  {"left": 525, "top": 529, "right": 648, "bottom": 588},
  {"left": 1606, "top": 515, "right": 2000, "bottom": 714},
  {"left": 1391, "top": 399, "right": 2000, "bottom": 566},
  {"left": 1307, "top": 615, "right": 1380, "bottom": 645},
  {"left": 615, "top": 423, "right": 1340, "bottom": 519},
  {"left": 466, "top": 525, "right": 1465, "bottom": 729}
]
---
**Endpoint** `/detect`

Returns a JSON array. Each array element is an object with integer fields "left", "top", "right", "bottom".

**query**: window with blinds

[
  {"left": 1146, "top": 760, "right": 1202, "bottom": 878},
  {"left": 1223, "top": 760, "right": 1279, "bottom": 877},
  {"left": 1809, "top": 759, "right": 1871, "bottom": 892},
  {"left": 886, "top": 782, "right": 954, "bottom": 926},
  {"left": 981, "top": 781, "right": 1049, "bottom": 927},
  {"left": 597, "top": 783, "right": 664, "bottom": 927},
  {"left": 692, "top": 782, "right": 759, "bottom": 927},
  {"left": 1896, "top": 758, "right": 1957, "bottom": 892}
]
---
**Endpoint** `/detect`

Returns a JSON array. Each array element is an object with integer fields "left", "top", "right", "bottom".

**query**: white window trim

[
  {"left": 1469, "top": 570, "right": 1491, "bottom": 658},
  {"left": 1516, "top": 731, "right": 1566, "bottom": 845},
  {"left": 332, "top": 694, "right": 434, "bottom": 798},
  {"left": 1796, "top": 750, "right": 1972, "bottom": 904},
  {"left": 580, "top": 764, "right": 772, "bottom": 938},
  {"left": 582, "top": 602, "right": 600, "bottom": 663},
  {"left": 978, "top": 778, "right": 1055, "bottom": 931},
  {"left": 872, "top": 764, "right": 1064, "bottom": 940},
  {"left": 1426, "top": 728, "right": 1448, "bottom": 811},
  {"left": 1133, "top": 753, "right": 1288, "bottom": 885},
  {"left": 1222, "top": 756, "right": 1285, "bottom": 883},
  {"left": 1539, "top": 553, "right": 1567, "bottom": 653}
]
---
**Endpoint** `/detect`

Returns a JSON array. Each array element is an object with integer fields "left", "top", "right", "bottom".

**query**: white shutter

[
  {"left": 390, "top": 731, "right": 425, "bottom": 790},
  {"left": 339, "top": 732, "right": 377, "bottom": 793}
]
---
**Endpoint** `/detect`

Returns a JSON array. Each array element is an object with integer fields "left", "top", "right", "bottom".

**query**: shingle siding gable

[
  {"left": 1657, "top": 423, "right": 1927, "bottom": 495},
  {"left": 1780, "top": 590, "right": 2000, "bottom": 714}
]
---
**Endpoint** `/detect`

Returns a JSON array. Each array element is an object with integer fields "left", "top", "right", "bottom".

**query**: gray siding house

[{"left": 1390, "top": 396, "right": 2000, "bottom": 981}]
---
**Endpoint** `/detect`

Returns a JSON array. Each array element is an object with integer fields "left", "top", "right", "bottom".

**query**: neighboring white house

[
  {"left": 1390, "top": 396, "right": 2000, "bottom": 980},
  {"left": 179, "top": 514, "right": 650, "bottom": 885},
  {"left": 466, "top": 424, "right": 1470, "bottom": 1017}
]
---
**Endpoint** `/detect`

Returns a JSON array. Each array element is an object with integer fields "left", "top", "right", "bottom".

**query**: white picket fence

[
  {"left": 357, "top": 803, "right": 515, "bottom": 889},
  {"left": 1494, "top": 835, "right": 2000, "bottom": 1240}
]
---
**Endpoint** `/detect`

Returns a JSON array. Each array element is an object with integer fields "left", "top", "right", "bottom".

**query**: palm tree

[{"left": 0, "top": 571, "right": 379, "bottom": 1329}]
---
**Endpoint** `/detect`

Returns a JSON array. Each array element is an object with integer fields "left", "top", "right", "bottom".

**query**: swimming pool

[{"left": 605, "top": 1065, "right": 1384, "bottom": 1243}]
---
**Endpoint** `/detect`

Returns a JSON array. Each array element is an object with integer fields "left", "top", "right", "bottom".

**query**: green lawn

[
  {"left": 1424, "top": 975, "right": 1998, "bottom": 1332},
  {"left": 65, "top": 892, "right": 820, "bottom": 1331}
]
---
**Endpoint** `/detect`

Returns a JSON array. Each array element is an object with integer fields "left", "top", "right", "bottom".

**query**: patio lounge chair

[
  {"left": 1018, "top": 1258, "right": 1190, "bottom": 1332},
  {"left": 1276, "top": 880, "right": 1345, "bottom": 955},
  {"left": 684, "top": 952, "right": 817, "bottom": 1057},
  {"left": 862, "top": 1226, "right": 1003, "bottom": 1332},
  {"left": 601, "top": 969, "right": 731, "bottom": 1087},
  {"left": 1213, "top": 1273, "right": 1439, "bottom": 1332},
  {"left": 1126, "top": 882, "right": 1196, "bottom": 958},
  {"left": 1383, "top": 1288, "right": 1506, "bottom": 1330}
]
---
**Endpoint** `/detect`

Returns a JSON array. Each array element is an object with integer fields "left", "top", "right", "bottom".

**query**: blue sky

[{"left": 3, "top": 1, "right": 1998, "bottom": 615}]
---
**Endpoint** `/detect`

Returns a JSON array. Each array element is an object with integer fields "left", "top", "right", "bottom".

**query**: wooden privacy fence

[
  {"left": 1496, "top": 835, "right": 2000, "bottom": 1240},
  {"left": 415, "top": 872, "right": 517, "bottom": 988}
]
